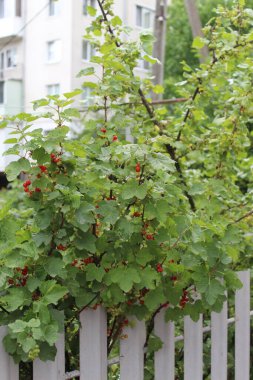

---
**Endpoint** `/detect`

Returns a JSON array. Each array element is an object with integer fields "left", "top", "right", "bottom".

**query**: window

[
  {"left": 15, "top": 0, "right": 22, "bottom": 17},
  {"left": 0, "top": 0, "right": 4, "bottom": 18},
  {"left": 47, "top": 40, "right": 62, "bottom": 63},
  {"left": 82, "top": 40, "right": 94, "bottom": 61},
  {"left": 47, "top": 84, "right": 60, "bottom": 95},
  {"left": 49, "top": 0, "right": 59, "bottom": 16},
  {"left": 83, "top": 0, "right": 96, "bottom": 15},
  {"left": 136, "top": 5, "right": 153, "bottom": 29},
  {"left": 0, "top": 82, "right": 4, "bottom": 104},
  {"left": 6, "top": 49, "right": 17, "bottom": 68}
]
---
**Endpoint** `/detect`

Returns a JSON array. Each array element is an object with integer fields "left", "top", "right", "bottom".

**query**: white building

[{"left": 0, "top": 0, "right": 156, "bottom": 173}]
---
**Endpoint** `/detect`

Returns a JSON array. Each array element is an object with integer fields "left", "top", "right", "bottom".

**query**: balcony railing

[
  {"left": 0, "top": 64, "right": 23, "bottom": 81},
  {"left": 0, "top": 17, "right": 23, "bottom": 40}
]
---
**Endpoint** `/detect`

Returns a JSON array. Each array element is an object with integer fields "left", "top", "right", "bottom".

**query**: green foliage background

[{"left": 164, "top": 0, "right": 253, "bottom": 97}]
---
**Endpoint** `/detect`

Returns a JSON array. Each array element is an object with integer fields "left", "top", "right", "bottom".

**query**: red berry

[
  {"left": 112, "top": 135, "right": 118, "bottom": 141},
  {"left": 135, "top": 163, "right": 141, "bottom": 173},
  {"left": 57, "top": 244, "right": 67, "bottom": 251},
  {"left": 39, "top": 165, "right": 47, "bottom": 173},
  {"left": 170, "top": 276, "right": 177, "bottom": 281},
  {"left": 101, "top": 128, "right": 107, "bottom": 133},
  {"left": 156, "top": 263, "right": 163, "bottom": 273},
  {"left": 8, "top": 279, "right": 14, "bottom": 285},
  {"left": 146, "top": 234, "right": 154, "bottom": 240},
  {"left": 133, "top": 211, "right": 141, "bottom": 217},
  {"left": 53, "top": 157, "right": 61, "bottom": 163},
  {"left": 71, "top": 259, "right": 78, "bottom": 267},
  {"left": 24, "top": 188, "right": 30, "bottom": 193},
  {"left": 22, "top": 267, "right": 28, "bottom": 276},
  {"left": 23, "top": 180, "right": 31, "bottom": 188},
  {"left": 21, "top": 279, "right": 27, "bottom": 287},
  {"left": 35, "top": 187, "right": 41, "bottom": 193},
  {"left": 83, "top": 257, "right": 94, "bottom": 265},
  {"left": 50, "top": 153, "right": 56, "bottom": 159}
]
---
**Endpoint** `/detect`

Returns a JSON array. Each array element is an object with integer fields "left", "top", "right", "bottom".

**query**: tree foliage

[
  {"left": 0, "top": 0, "right": 252, "bottom": 364},
  {"left": 164, "top": 0, "right": 253, "bottom": 97}
]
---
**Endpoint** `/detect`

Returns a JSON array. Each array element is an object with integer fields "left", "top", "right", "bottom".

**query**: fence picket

[
  {"left": 0, "top": 327, "right": 19, "bottom": 380},
  {"left": 154, "top": 309, "right": 175, "bottom": 380},
  {"left": 120, "top": 317, "right": 146, "bottom": 380},
  {"left": 211, "top": 299, "right": 228, "bottom": 380},
  {"left": 235, "top": 270, "right": 250, "bottom": 380},
  {"left": 184, "top": 315, "right": 203, "bottom": 380},
  {"left": 33, "top": 333, "right": 65, "bottom": 380},
  {"left": 79, "top": 306, "right": 107, "bottom": 380}
]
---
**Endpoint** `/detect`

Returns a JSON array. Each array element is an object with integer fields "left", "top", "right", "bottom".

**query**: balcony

[
  {"left": 0, "top": 17, "right": 23, "bottom": 41},
  {"left": 0, "top": 64, "right": 23, "bottom": 81}
]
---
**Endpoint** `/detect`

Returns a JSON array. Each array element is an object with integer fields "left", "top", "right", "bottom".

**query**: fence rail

[{"left": 0, "top": 270, "right": 251, "bottom": 380}]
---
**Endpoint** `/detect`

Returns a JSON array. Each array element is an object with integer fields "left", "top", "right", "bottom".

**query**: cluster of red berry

[
  {"left": 179, "top": 290, "right": 189, "bottom": 309},
  {"left": 38, "top": 165, "right": 47, "bottom": 173},
  {"left": 132, "top": 211, "right": 141, "bottom": 217},
  {"left": 141, "top": 223, "right": 155, "bottom": 240},
  {"left": 23, "top": 180, "right": 41, "bottom": 195},
  {"left": 23, "top": 180, "right": 31, "bottom": 193},
  {"left": 51, "top": 153, "right": 61, "bottom": 164},
  {"left": 57, "top": 244, "right": 67, "bottom": 251},
  {"left": 100, "top": 128, "right": 118, "bottom": 142},
  {"left": 71, "top": 257, "right": 94, "bottom": 267},
  {"left": 8, "top": 266, "right": 28, "bottom": 287}
]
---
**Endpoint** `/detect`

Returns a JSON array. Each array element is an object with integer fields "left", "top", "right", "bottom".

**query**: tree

[{"left": 0, "top": 0, "right": 252, "bottom": 368}]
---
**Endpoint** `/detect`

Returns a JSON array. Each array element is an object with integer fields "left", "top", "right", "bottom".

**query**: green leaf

[
  {"left": 86, "top": 264, "right": 104, "bottom": 282},
  {"left": 77, "top": 67, "right": 95, "bottom": 77},
  {"left": 87, "top": 5, "right": 96, "bottom": 16},
  {"left": 75, "top": 232, "right": 96, "bottom": 253},
  {"left": 121, "top": 181, "right": 147, "bottom": 200},
  {"left": 3, "top": 288, "right": 31, "bottom": 312},
  {"left": 63, "top": 89, "right": 82, "bottom": 98},
  {"left": 42, "top": 323, "right": 59, "bottom": 346},
  {"left": 205, "top": 279, "right": 225, "bottom": 306},
  {"left": 111, "top": 16, "right": 122, "bottom": 26},
  {"left": 40, "top": 281, "right": 68, "bottom": 305},
  {"left": 44, "top": 258, "right": 64, "bottom": 277},
  {"left": 192, "top": 36, "right": 206, "bottom": 49},
  {"left": 39, "top": 342, "right": 57, "bottom": 361},
  {"left": 62, "top": 108, "right": 80, "bottom": 118},
  {"left": 5, "top": 158, "right": 31, "bottom": 181},
  {"left": 118, "top": 268, "right": 141, "bottom": 292}
]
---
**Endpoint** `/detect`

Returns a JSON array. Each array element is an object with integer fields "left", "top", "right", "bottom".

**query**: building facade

[{"left": 0, "top": 0, "right": 156, "bottom": 171}]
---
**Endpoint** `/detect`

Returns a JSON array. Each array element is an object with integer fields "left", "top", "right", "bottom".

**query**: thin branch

[{"left": 228, "top": 209, "right": 253, "bottom": 226}]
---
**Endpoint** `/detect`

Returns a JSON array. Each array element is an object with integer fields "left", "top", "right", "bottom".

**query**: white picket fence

[{"left": 0, "top": 270, "right": 251, "bottom": 380}]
